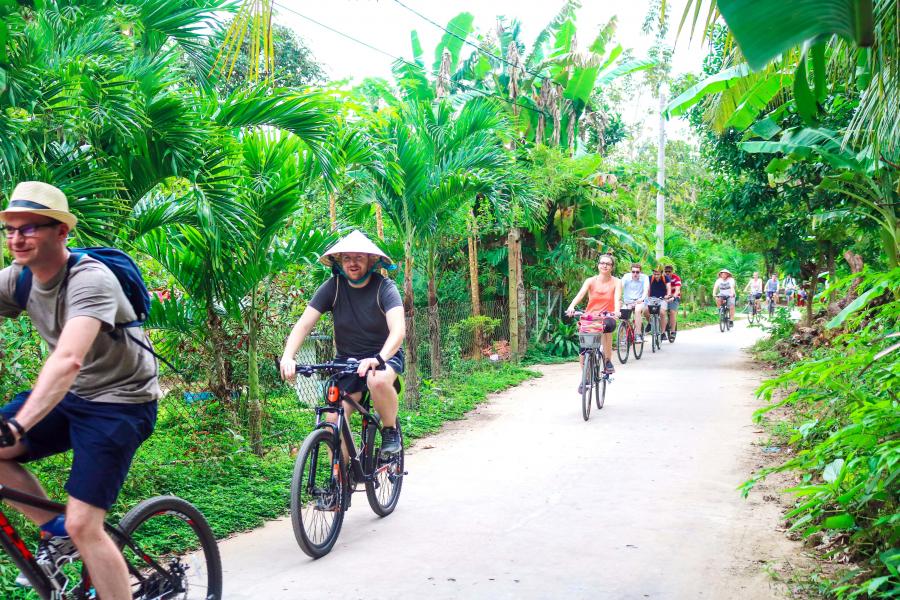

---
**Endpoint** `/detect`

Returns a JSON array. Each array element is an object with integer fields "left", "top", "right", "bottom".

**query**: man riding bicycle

[
  {"left": 280, "top": 230, "right": 405, "bottom": 457},
  {"left": 713, "top": 268, "right": 737, "bottom": 325},
  {"left": 765, "top": 273, "right": 779, "bottom": 306},
  {"left": 620, "top": 262, "right": 648, "bottom": 342},
  {"left": 647, "top": 266, "right": 672, "bottom": 334},
  {"left": 0, "top": 182, "right": 160, "bottom": 600},
  {"left": 745, "top": 272, "right": 764, "bottom": 312},
  {"left": 663, "top": 265, "right": 681, "bottom": 338},
  {"left": 566, "top": 254, "right": 622, "bottom": 379}
]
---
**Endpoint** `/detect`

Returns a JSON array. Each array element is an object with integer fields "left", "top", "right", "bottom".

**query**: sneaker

[
  {"left": 28, "top": 535, "right": 78, "bottom": 586},
  {"left": 379, "top": 426, "right": 402, "bottom": 457},
  {"left": 604, "top": 360, "right": 615, "bottom": 374},
  {"left": 635, "top": 334, "right": 643, "bottom": 343},
  {"left": 577, "top": 383, "right": 584, "bottom": 394}
]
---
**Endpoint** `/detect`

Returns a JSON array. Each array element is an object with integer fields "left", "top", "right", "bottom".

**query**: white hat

[
  {"left": 719, "top": 268, "right": 733, "bottom": 276},
  {"left": 1, "top": 182, "right": 77, "bottom": 230},
  {"left": 319, "top": 229, "right": 392, "bottom": 267}
]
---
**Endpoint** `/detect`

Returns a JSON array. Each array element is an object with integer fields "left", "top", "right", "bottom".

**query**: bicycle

[
  {"left": 744, "top": 294, "right": 761, "bottom": 325},
  {"left": 767, "top": 292, "right": 777, "bottom": 318},
  {"left": 0, "top": 420, "right": 222, "bottom": 600},
  {"left": 646, "top": 297, "right": 665, "bottom": 352},
  {"left": 717, "top": 295, "right": 733, "bottom": 332},
  {"left": 615, "top": 305, "right": 643, "bottom": 363},
  {"left": 573, "top": 311, "right": 612, "bottom": 421},
  {"left": 289, "top": 359, "right": 405, "bottom": 558}
]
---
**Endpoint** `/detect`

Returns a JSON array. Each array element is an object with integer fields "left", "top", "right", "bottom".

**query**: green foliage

[
  {"left": 445, "top": 315, "right": 501, "bottom": 370},
  {"left": 542, "top": 317, "right": 580, "bottom": 358},
  {"left": 746, "top": 268, "right": 900, "bottom": 598}
]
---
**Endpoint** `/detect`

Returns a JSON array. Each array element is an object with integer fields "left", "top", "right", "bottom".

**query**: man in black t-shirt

[{"left": 280, "top": 230, "right": 406, "bottom": 455}]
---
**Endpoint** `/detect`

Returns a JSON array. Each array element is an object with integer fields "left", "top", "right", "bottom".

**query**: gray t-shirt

[
  {"left": 0, "top": 256, "right": 161, "bottom": 404},
  {"left": 308, "top": 273, "right": 403, "bottom": 358}
]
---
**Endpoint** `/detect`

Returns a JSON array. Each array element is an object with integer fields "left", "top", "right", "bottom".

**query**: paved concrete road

[{"left": 219, "top": 321, "right": 801, "bottom": 599}]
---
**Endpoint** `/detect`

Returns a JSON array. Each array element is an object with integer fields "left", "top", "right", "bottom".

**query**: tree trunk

[
  {"left": 402, "top": 245, "right": 419, "bottom": 407},
  {"left": 467, "top": 233, "right": 483, "bottom": 356},
  {"left": 247, "top": 288, "right": 263, "bottom": 456},
  {"left": 507, "top": 228, "right": 520, "bottom": 361},
  {"left": 428, "top": 275, "right": 441, "bottom": 379},
  {"left": 207, "top": 303, "right": 233, "bottom": 411},
  {"left": 516, "top": 232, "right": 527, "bottom": 355},
  {"left": 375, "top": 204, "right": 385, "bottom": 239}
]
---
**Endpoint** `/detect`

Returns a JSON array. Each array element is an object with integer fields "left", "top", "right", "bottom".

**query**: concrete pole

[{"left": 655, "top": 89, "right": 666, "bottom": 261}]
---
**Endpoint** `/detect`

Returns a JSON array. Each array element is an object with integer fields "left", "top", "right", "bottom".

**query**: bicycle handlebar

[
  {"left": 0, "top": 418, "right": 16, "bottom": 448},
  {"left": 278, "top": 358, "right": 386, "bottom": 378}
]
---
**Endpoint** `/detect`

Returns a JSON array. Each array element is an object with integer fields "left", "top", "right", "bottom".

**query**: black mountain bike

[
  {"left": 573, "top": 311, "right": 611, "bottom": 421},
  {"left": 718, "top": 295, "right": 733, "bottom": 332},
  {"left": 0, "top": 420, "right": 222, "bottom": 600},
  {"left": 615, "top": 305, "right": 643, "bottom": 363},
  {"left": 767, "top": 292, "right": 777, "bottom": 318},
  {"left": 289, "top": 359, "right": 405, "bottom": 558}
]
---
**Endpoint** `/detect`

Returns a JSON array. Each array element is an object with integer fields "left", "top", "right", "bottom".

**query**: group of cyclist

[
  {"left": 0, "top": 181, "right": 405, "bottom": 599},
  {"left": 565, "top": 254, "right": 684, "bottom": 379}
]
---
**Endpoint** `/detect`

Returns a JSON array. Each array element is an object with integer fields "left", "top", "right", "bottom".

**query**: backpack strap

[
  {"left": 14, "top": 253, "right": 82, "bottom": 309},
  {"left": 376, "top": 277, "right": 386, "bottom": 315}
]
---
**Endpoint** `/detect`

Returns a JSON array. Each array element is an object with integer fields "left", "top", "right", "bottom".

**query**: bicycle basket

[
  {"left": 578, "top": 332, "right": 603, "bottom": 348},
  {"left": 647, "top": 302, "right": 662, "bottom": 314}
]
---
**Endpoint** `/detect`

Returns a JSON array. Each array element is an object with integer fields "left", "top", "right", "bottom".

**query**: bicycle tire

[
  {"left": 768, "top": 300, "right": 775, "bottom": 318},
  {"left": 118, "top": 495, "right": 223, "bottom": 600},
  {"left": 581, "top": 353, "right": 592, "bottom": 421},
  {"left": 633, "top": 325, "right": 644, "bottom": 359},
  {"left": 719, "top": 308, "right": 726, "bottom": 332},
  {"left": 650, "top": 317, "right": 658, "bottom": 353},
  {"left": 595, "top": 357, "right": 606, "bottom": 410},
  {"left": 291, "top": 428, "right": 347, "bottom": 558},
  {"left": 365, "top": 422, "right": 404, "bottom": 517},
  {"left": 668, "top": 321, "right": 677, "bottom": 343},
  {"left": 615, "top": 321, "right": 629, "bottom": 364}
]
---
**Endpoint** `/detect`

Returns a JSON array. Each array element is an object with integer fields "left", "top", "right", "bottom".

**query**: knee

[
  {"left": 65, "top": 509, "right": 104, "bottom": 544},
  {"left": 367, "top": 373, "right": 394, "bottom": 396}
]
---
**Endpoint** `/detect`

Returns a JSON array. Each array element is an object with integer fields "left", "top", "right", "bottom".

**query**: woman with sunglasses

[{"left": 566, "top": 254, "right": 622, "bottom": 379}]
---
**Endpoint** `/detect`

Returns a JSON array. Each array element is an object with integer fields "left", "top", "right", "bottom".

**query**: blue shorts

[{"left": 1, "top": 391, "right": 157, "bottom": 510}]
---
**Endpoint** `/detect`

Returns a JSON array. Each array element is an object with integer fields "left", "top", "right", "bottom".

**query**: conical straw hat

[
  {"left": 1, "top": 182, "right": 77, "bottom": 229},
  {"left": 319, "top": 229, "right": 392, "bottom": 266}
]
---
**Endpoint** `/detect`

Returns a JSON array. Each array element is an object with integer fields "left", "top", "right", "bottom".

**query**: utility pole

[{"left": 655, "top": 88, "right": 666, "bottom": 261}]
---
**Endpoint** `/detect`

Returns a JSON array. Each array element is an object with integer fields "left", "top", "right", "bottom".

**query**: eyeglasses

[
  {"left": 599, "top": 261, "right": 613, "bottom": 267},
  {"left": 4, "top": 223, "right": 59, "bottom": 238}
]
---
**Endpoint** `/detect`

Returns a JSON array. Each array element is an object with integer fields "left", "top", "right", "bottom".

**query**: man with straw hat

[
  {"left": 712, "top": 268, "right": 737, "bottom": 326},
  {"left": 0, "top": 182, "right": 159, "bottom": 599},
  {"left": 280, "top": 229, "right": 405, "bottom": 456}
]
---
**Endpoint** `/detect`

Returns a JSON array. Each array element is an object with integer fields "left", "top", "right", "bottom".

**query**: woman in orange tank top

[{"left": 565, "top": 254, "right": 622, "bottom": 378}]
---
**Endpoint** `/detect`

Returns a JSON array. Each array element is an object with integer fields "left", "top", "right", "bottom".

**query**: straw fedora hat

[
  {"left": 319, "top": 229, "right": 392, "bottom": 267},
  {"left": 1, "top": 182, "right": 77, "bottom": 229}
]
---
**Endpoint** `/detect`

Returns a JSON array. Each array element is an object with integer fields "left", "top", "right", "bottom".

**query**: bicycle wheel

[
  {"left": 118, "top": 495, "right": 222, "bottom": 600},
  {"left": 719, "top": 308, "right": 726, "bottom": 332},
  {"left": 768, "top": 299, "right": 775, "bottom": 318},
  {"left": 365, "top": 422, "right": 404, "bottom": 517},
  {"left": 633, "top": 324, "right": 644, "bottom": 359},
  {"left": 291, "top": 428, "right": 347, "bottom": 558},
  {"left": 581, "top": 353, "right": 592, "bottom": 421},
  {"left": 594, "top": 355, "right": 606, "bottom": 410},
  {"left": 616, "top": 321, "right": 629, "bottom": 364},
  {"left": 650, "top": 317, "right": 658, "bottom": 353}
]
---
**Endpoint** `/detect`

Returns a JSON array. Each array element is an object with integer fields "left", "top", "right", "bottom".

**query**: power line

[
  {"left": 272, "top": 2, "right": 548, "bottom": 118},
  {"left": 388, "top": 0, "right": 551, "bottom": 85}
]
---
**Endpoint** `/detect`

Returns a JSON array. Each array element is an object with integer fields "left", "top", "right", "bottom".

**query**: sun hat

[
  {"left": 718, "top": 268, "right": 733, "bottom": 276},
  {"left": 319, "top": 229, "right": 393, "bottom": 267},
  {"left": 0, "top": 182, "right": 77, "bottom": 230}
]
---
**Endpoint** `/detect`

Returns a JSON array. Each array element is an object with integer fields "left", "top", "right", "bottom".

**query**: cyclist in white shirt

[
  {"left": 619, "top": 262, "right": 649, "bottom": 342},
  {"left": 712, "top": 268, "right": 737, "bottom": 325}
]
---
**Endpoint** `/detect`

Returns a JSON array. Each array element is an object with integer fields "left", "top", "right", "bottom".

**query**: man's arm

[
  {"left": 280, "top": 306, "right": 323, "bottom": 380},
  {"left": 13, "top": 316, "right": 102, "bottom": 434}
]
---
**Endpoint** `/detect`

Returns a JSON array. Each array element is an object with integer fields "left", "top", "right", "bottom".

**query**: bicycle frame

[{"left": 0, "top": 485, "right": 183, "bottom": 599}]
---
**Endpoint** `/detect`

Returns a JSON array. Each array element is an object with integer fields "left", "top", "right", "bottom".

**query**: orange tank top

[{"left": 586, "top": 276, "right": 617, "bottom": 314}]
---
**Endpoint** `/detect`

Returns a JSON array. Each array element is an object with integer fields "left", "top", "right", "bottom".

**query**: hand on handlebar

[
  {"left": 279, "top": 356, "right": 297, "bottom": 381},
  {"left": 356, "top": 357, "right": 382, "bottom": 378},
  {"left": 0, "top": 418, "right": 19, "bottom": 448}
]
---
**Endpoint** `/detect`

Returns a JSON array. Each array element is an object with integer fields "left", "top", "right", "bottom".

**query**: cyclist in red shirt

[{"left": 664, "top": 265, "right": 682, "bottom": 339}]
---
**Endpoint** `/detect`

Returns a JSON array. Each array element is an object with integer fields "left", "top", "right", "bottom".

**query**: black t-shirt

[
  {"left": 308, "top": 273, "right": 403, "bottom": 357},
  {"left": 648, "top": 275, "right": 670, "bottom": 299}
]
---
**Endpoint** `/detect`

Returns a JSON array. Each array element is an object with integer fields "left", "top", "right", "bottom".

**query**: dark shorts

[
  {"left": 335, "top": 349, "right": 404, "bottom": 395},
  {"left": 1, "top": 391, "right": 157, "bottom": 510},
  {"left": 668, "top": 298, "right": 681, "bottom": 311}
]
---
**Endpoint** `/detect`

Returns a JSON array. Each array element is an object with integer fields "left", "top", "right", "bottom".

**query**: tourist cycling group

[
  {"left": 564, "top": 255, "right": 683, "bottom": 379},
  {"left": 0, "top": 181, "right": 406, "bottom": 597}
]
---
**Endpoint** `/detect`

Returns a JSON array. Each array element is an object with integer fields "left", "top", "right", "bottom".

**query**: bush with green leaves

[
  {"left": 745, "top": 268, "right": 899, "bottom": 598},
  {"left": 542, "top": 317, "right": 580, "bottom": 358},
  {"left": 445, "top": 315, "right": 501, "bottom": 371}
]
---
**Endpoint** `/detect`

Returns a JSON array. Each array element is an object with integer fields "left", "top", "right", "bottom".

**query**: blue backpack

[{"left": 13, "top": 248, "right": 179, "bottom": 371}]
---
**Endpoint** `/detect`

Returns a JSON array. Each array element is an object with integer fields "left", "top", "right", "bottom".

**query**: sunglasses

[
  {"left": 631, "top": 270, "right": 640, "bottom": 274},
  {"left": 4, "top": 223, "right": 59, "bottom": 238}
]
